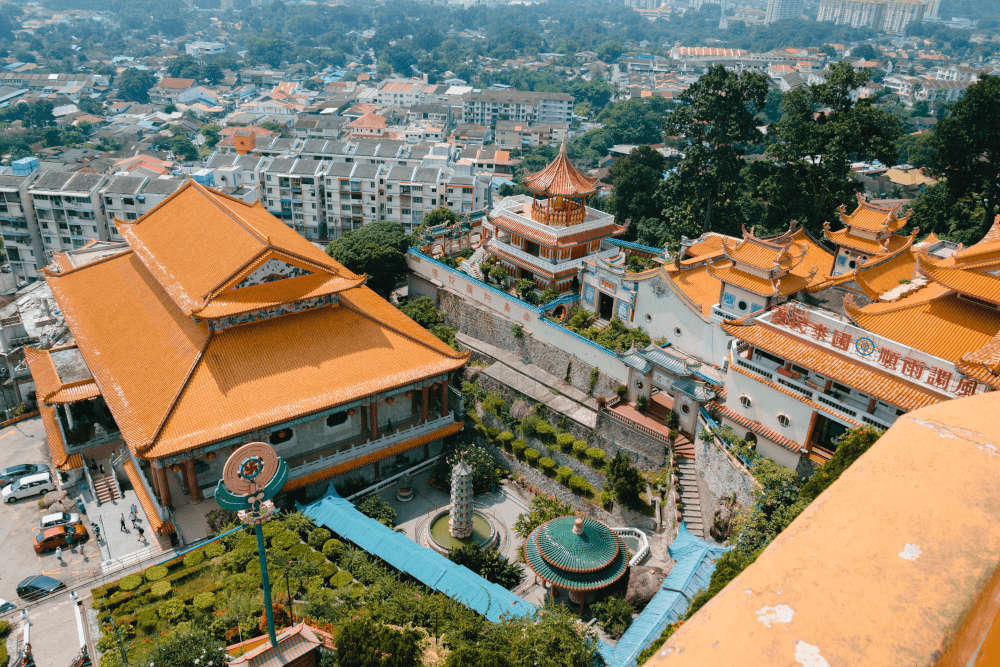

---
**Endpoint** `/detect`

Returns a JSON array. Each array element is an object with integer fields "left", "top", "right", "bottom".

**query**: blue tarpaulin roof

[
  {"left": 602, "top": 523, "right": 729, "bottom": 667},
  {"left": 299, "top": 484, "right": 537, "bottom": 624}
]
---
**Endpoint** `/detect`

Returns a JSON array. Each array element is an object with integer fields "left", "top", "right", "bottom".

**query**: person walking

[
  {"left": 130, "top": 503, "right": 138, "bottom": 522},
  {"left": 131, "top": 513, "right": 140, "bottom": 529},
  {"left": 119, "top": 514, "right": 127, "bottom": 532},
  {"left": 136, "top": 527, "right": 145, "bottom": 542},
  {"left": 99, "top": 464, "right": 105, "bottom": 475},
  {"left": 55, "top": 546, "right": 62, "bottom": 562}
]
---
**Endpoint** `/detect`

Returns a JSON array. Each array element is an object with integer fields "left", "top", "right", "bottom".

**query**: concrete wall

[{"left": 695, "top": 432, "right": 759, "bottom": 508}]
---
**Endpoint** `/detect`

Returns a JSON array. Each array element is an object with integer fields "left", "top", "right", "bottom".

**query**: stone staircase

[
  {"left": 461, "top": 247, "right": 488, "bottom": 281},
  {"left": 676, "top": 457, "right": 705, "bottom": 538},
  {"left": 92, "top": 473, "right": 120, "bottom": 504},
  {"left": 591, "top": 318, "right": 610, "bottom": 331}
]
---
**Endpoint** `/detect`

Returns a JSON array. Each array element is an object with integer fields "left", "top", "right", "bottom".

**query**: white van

[{"left": 2, "top": 472, "right": 55, "bottom": 504}]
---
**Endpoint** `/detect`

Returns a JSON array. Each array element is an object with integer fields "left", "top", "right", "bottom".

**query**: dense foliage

[
  {"left": 325, "top": 221, "right": 409, "bottom": 298},
  {"left": 433, "top": 443, "right": 503, "bottom": 494},
  {"left": 513, "top": 495, "right": 573, "bottom": 540},
  {"left": 356, "top": 495, "right": 397, "bottom": 527},
  {"left": 335, "top": 617, "right": 422, "bottom": 667},
  {"left": 590, "top": 595, "right": 635, "bottom": 639},
  {"left": 605, "top": 451, "right": 646, "bottom": 511},
  {"left": 447, "top": 543, "right": 524, "bottom": 590}
]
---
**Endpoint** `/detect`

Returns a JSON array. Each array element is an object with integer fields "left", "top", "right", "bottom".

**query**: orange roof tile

[
  {"left": 722, "top": 321, "right": 944, "bottom": 411},
  {"left": 348, "top": 112, "right": 387, "bottom": 130},
  {"left": 194, "top": 271, "right": 352, "bottom": 320},
  {"left": 523, "top": 142, "right": 597, "bottom": 198},
  {"left": 920, "top": 256, "right": 1000, "bottom": 306},
  {"left": 114, "top": 180, "right": 360, "bottom": 316},
  {"left": 845, "top": 286, "right": 1000, "bottom": 364},
  {"left": 665, "top": 263, "right": 723, "bottom": 317},
  {"left": 283, "top": 421, "right": 463, "bottom": 491},
  {"left": 837, "top": 193, "right": 910, "bottom": 233},
  {"left": 720, "top": 228, "right": 806, "bottom": 272},
  {"left": 787, "top": 228, "right": 834, "bottom": 285},
  {"left": 122, "top": 459, "right": 172, "bottom": 534},
  {"left": 488, "top": 215, "right": 626, "bottom": 248},
  {"left": 824, "top": 227, "right": 913, "bottom": 256},
  {"left": 155, "top": 77, "right": 195, "bottom": 89},
  {"left": 24, "top": 347, "right": 102, "bottom": 404},
  {"left": 708, "top": 264, "right": 810, "bottom": 297},
  {"left": 715, "top": 403, "right": 800, "bottom": 453},
  {"left": 38, "top": 400, "right": 83, "bottom": 470},
  {"left": 683, "top": 232, "right": 730, "bottom": 259}
]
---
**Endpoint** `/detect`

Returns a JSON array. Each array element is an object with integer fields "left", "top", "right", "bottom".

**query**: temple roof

[
  {"left": 708, "top": 226, "right": 828, "bottom": 296},
  {"left": 522, "top": 142, "right": 598, "bottom": 198},
  {"left": 720, "top": 226, "right": 809, "bottom": 272},
  {"left": 523, "top": 517, "right": 629, "bottom": 591},
  {"left": 24, "top": 346, "right": 100, "bottom": 404},
  {"left": 836, "top": 194, "right": 910, "bottom": 234},
  {"left": 920, "top": 255, "right": 1000, "bottom": 306}
]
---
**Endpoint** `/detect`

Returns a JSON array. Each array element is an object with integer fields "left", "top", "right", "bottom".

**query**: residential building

[
  {"left": 494, "top": 121, "right": 568, "bottom": 149},
  {"left": 240, "top": 69, "right": 287, "bottom": 86},
  {"left": 347, "top": 112, "right": 387, "bottom": 139},
  {"left": 148, "top": 77, "right": 196, "bottom": 105},
  {"left": 100, "top": 175, "right": 184, "bottom": 240},
  {"left": 383, "top": 166, "right": 491, "bottom": 234},
  {"left": 259, "top": 157, "right": 328, "bottom": 240},
  {"left": 0, "top": 173, "right": 44, "bottom": 284},
  {"left": 184, "top": 41, "right": 226, "bottom": 58},
  {"left": 323, "top": 161, "right": 381, "bottom": 239},
  {"left": 764, "top": 0, "right": 805, "bottom": 23},
  {"left": 376, "top": 80, "right": 431, "bottom": 107},
  {"left": 485, "top": 144, "right": 625, "bottom": 293},
  {"left": 28, "top": 171, "right": 108, "bottom": 259},
  {"left": 462, "top": 90, "right": 574, "bottom": 127},
  {"left": 292, "top": 116, "right": 348, "bottom": 139},
  {"left": 27, "top": 180, "right": 467, "bottom": 540},
  {"left": 816, "top": 0, "right": 925, "bottom": 34}
]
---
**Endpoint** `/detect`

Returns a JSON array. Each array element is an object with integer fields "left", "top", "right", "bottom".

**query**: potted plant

[{"left": 636, "top": 395, "right": 649, "bottom": 413}]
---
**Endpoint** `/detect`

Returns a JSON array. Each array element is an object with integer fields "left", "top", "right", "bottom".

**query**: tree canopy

[
  {"left": 325, "top": 221, "right": 410, "bottom": 298},
  {"left": 118, "top": 68, "right": 156, "bottom": 103}
]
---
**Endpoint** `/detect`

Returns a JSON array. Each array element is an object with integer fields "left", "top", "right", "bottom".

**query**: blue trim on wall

[{"left": 606, "top": 238, "right": 665, "bottom": 257}]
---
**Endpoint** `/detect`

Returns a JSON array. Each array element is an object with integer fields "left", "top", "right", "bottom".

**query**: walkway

[
  {"left": 606, "top": 399, "right": 695, "bottom": 459},
  {"left": 457, "top": 332, "right": 599, "bottom": 429}
]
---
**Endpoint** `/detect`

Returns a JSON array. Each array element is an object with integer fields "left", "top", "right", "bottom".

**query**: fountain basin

[{"left": 424, "top": 506, "right": 498, "bottom": 555}]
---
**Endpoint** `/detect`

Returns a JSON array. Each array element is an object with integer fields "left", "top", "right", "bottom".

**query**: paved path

[{"left": 457, "top": 333, "right": 599, "bottom": 429}]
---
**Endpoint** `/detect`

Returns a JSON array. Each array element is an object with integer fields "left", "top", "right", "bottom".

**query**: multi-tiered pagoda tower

[{"left": 448, "top": 458, "right": 474, "bottom": 539}]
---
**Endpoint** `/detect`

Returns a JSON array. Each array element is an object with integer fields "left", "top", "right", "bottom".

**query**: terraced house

[{"left": 26, "top": 180, "right": 467, "bottom": 540}]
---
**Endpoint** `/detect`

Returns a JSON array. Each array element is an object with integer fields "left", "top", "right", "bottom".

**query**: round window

[
  {"left": 681, "top": 404, "right": 690, "bottom": 415},
  {"left": 738, "top": 300, "right": 748, "bottom": 311},
  {"left": 645, "top": 313, "right": 652, "bottom": 323},
  {"left": 635, "top": 380, "right": 643, "bottom": 390},
  {"left": 674, "top": 327, "right": 682, "bottom": 337},
  {"left": 848, "top": 260, "right": 857, "bottom": 269},
  {"left": 777, "top": 414, "right": 791, "bottom": 428},
  {"left": 745, "top": 432, "right": 757, "bottom": 444},
  {"left": 740, "top": 395, "right": 752, "bottom": 409}
]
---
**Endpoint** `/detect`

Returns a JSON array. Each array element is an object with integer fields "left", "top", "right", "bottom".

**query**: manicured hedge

[
  {"left": 323, "top": 538, "right": 345, "bottom": 560},
  {"left": 556, "top": 466, "right": 574, "bottom": 484},
  {"left": 586, "top": 448, "right": 606, "bottom": 466},
  {"left": 158, "top": 598, "right": 185, "bottom": 620},
  {"left": 524, "top": 448, "right": 541, "bottom": 465},
  {"left": 145, "top": 565, "right": 168, "bottom": 582},
  {"left": 119, "top": 574, "right": 143, "bottom": 592},
  {"left": 497, "top": 432, "right": 515, "bottom": 449},
  {"left": 151, "top": 582, "right": 171, "bottom": 598},
  {"left": 308, "top": 528, "right": 332, "bottom": 550},
  {"left": 331, "top": 571, "right": 353, "bottom": 587},
  {"left": 572, "top": 441, "right": 588, "bottom": 457},
  {"left": 556, "top": 434, "right": 575, "bottom": 451},
  {"left": 512, "top": 439, "right": 527, "bottom": 458},
  {"left": 568, "top": 476, "right": 592, "bottom": 495},
  {"left": 205, "top": 542, "right": 226, "bottom": 559},
  {"left": 137, "top": 607, "right": 158, "bottom": 632},
  {"left": 192, "top": 592, "right": 215, "bottom": 611},
  {"left": 539, "top": 457, "right": 556, "bottom": 474},
  {"left": 183, "top": 550, "right": 205, "bottom": 568}
]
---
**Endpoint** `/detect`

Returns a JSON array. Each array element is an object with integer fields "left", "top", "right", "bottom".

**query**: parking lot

[{"left": 0, "top": 417, "right": 102, "bottom": 606}]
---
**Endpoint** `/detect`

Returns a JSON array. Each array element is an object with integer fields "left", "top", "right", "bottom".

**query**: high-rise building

[
  {"left": 765, "top": 0, "right": 805, "bottom": 24},
  {"left": 816, "top": 0, "right": 925, "bottom": 34}
]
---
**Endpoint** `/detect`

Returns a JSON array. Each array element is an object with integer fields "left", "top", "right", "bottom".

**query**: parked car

[
  {"left": 0, "top": 598, "right": 15, "bottom": 614},
  {"left": 0, "top": 464, "right": 49, "bottom": 487},
  {"left": 2, "top": 472, "right": 55, "bottom": 504},
  {"left": 16, "top": 575, "right": 66, "bottom": 601},
  {"left": 33, "top": 525, "right": 89, "bottom": 553},
  {"left": 39, "top": 512, "right": 82, "bottom": 530}
]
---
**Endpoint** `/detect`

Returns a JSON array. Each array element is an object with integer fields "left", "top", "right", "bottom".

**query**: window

[
  {"left": 681, "top": 404, "right": 690, "bottom": 415},
  {"left": 756, "top": 350, "right": 785, "bottom": 366},
  {"left": 740, "top": 395, "right": 753, "bottom": 409},
  {"left": 43, "top": 236, "right": 51, "bottom": 244},
  {"left": 645, "top": 313, "right": 652, "bottom": 323},
  {"left": 832, "top": 382, "right": 852, "bottom": 394},
  {"left": 777, "top": 414, "right": 791, "bottom": 428},
  {"left": 738, "top": 300, "right": 748, "bottom": 311},
  {"left": 674, "top": 327, "right": 682, "bottom": 337},
  {"left": 791, "top": 364, "right": 809, "bottom": 375},
  {"left": 326, "top": 411, "right": 348, "bottom": 428},
  {"left": 123, "top": 197, "right": 134, "bottom": 206},
  {"left": 41, "top": 222, "right": 48, "bottom": 229},
  {"left": 269, "top": 428, "right": 293, "bottom": 445},
  {"left": 61, "top": 237, "right": 69, "bottom": 244}
]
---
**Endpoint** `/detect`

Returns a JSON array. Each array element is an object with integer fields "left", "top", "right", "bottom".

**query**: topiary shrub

[
  {"left": 157, "top": 598, "right": 185, "bottom": 621},
  {"left": 572, "top": 440, "right": 588, "bottom": 458},
  {"left": 108, "top": 591, "right": 131, "bottom": 606},
  {"left": 304, "top": 576, "right": 325, "bottom": 595},
  {"left": 556, "top": 466, "right": 574, "bottom": 484},
  {"left": 511, "top": 439, "right": 527, "bottom": 458},
  {"left": 150, "top": 582, "right": 171, "bottom": 598},
  {"left": 119, "top": 574, "right": 143, "bottom": 592},
  {"left": 289, "top": 543, "right": 312, "bottom": 559},
  {"left": 307, "top": 528, "right": 332, "bottom": 551},
  {"left": 331, "top": 570, "right": 353, "bottom": 587},
  {"left": 136, "top": 607, "right": 158, "bottom": 633},
  {"left": 322, "top": 538, "right": 344, "bottom": 561},
  {"left": 568, "top": 475, "right": 592, "bottom": 495},
  {"left": 524, "top": 448, "right": 540, "bottom": 465},
  {"left": 600, "top": 488, "right": 614, "bottom": 510},
  {"left": 205, "top": 542, "right": 225, "bottom": 559},
  {"left": 192, "top": 592, "right": 216, "bottom": 612},
  {"left": 556, "top": 433, "right": 575, "bottom": 451},
  {"left": 539, "top": 457, "right": 556, "bottom": 475},
  {"left": 497, "top": 432, "right": 515, "bottom": 450},
  {"left": 318, "top": 562, "right": 337, "bottom": 579},
  {"left": 183, "top": 550, "right": 205, "bottom": 569},
  {"left": 91, "top": 597, "right": 106, "bottom": 610},
  {"left": 271, "top": 530, "right": 300, "bottom": 551},
  {"left": 586, "top": 448, "right": 606, "bottom": 466}
]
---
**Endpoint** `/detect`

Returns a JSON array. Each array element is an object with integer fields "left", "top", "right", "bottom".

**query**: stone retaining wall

[{"left": 695, "top": 434, "right": 758, "bottom": 508}]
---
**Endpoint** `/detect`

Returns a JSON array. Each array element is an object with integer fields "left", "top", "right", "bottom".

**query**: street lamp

[{"left": 215, "top": 442, "right": 288, "bottom": 649}]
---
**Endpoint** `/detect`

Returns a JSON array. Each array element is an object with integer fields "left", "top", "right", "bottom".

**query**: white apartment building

[
  {"left": 494, "top": 121, "right": 569, "bottom": 149},
  {"left": 101, "top": 176, "right": 184, "bottom": 240},
  {"left": 185, "top": 41, "right": 226, "bottom": 58},
  {"left": 376, "top": 80, "right": 431, "bottom": 107},
  {"left": 0, "top": 174, "right": 43, "bottom": 284},
  {"left": 29, "top": 171, "right": 108, "bottom": 260},
  {"left": 259, "top": 158, "right": 328, "bottom": 240},
  {"left": 764, "top": 0, "right": 804, "bottom": 24},
  {"left": 462, "top": 90, "right": 574, "bottom": 127},
  {"left": 816, "top": 0, "right": 925, "bottom": 33},
  {"left": 324, "top": 162, "right": 381, "bottom": 239}
]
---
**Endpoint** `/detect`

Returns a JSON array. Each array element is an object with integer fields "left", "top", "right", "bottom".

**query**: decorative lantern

[
  {"left": 347, "top": 408, "right": 356, "bottom": 417},
  {"left": 206, "top": 451, "right": 217, "bottom": 461},
  {"left": 405, "top": 391, "right": 413, "bottom": 399},
  {"left": 386, "top": 396, "right": 394, "bottom": 405},
  {"left": 170, "top": 463, "right": 182, "bottom": 473}
]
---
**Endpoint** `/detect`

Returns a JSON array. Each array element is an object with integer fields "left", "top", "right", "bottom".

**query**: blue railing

[
  {"left": 155, "top": 524, "right": 245, "bottom": 565},
  {"left": 606, "top": 238, "right": 666, "bottom": 257}
]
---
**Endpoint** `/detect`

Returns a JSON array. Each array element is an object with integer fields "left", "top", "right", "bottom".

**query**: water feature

[{"left": 428, "top": 511, "right": 495, "bottom": 551}]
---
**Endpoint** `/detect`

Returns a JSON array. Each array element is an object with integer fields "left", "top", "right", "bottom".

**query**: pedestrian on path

[
  {"left": 55, "top": 546, "right": 62, "bottom": 561},
  {"left": 120, "top": 514, "right": 127, "bottom": 532},
  {"left": 99, "top": 464, "right": 105, "bottom": 475},
  {"left": 136, "top": 527, "right": 145, "bottom": 542},
  {"left": 130, "top": 503, "right": 137, "bottom": 521},
  {"left": 131, "top": 514, "right": 140, "bottom": 529}
]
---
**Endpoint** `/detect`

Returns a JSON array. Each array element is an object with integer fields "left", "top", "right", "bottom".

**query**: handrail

[
  {"left": 600, "top": 402, "right": 672, "bottom": 445},
  {"left": 346, "top": 455, "right": 442, "bottom": 502}
]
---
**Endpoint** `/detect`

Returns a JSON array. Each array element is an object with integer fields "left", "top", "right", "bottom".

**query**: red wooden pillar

[
  {"left": 440, "top": 381, "right": 449, "bottom": 419},
  {"left": 421, "top": 386, "right": 429, "bottom": 423},
  {"left": 804, "top": 412, "right": 820, "bottom": 455},
  {"left": 370, "top": 402, "right": 378, "bottom": 440},
  {"left": 155, "top": 462, "right": 172, "bottom": 509},
  {"left": 184, "top": 458, "right": 201, "bottom": 504}
]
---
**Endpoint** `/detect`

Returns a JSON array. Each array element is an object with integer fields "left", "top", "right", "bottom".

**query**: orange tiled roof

[
  {"left": 920, "top": 256, "right": 1000, "bottom": 306},
  {"left": 949, "top": 216, "right": 1000, "bottom": 263},
  {"left": 683, "top": 232, "right": 730, "bottom": 259},
  {"left": 38, "top": 399, "right": 83, "bottom": 470},
  {"left": 23, "top": 347, "right": 101, "bottom": 404},
  {"left": 824, "top": 227, "right": 911, "bottom": 255},
  {"left": 720, "top": 227, "right": 807, "bottom": 272},
  {"left": 708, "top": 264, "right": 810, "bottom": 297},
  {"left": 715, "top": 403, "right": 800, "bottom": 453},
  {"left": 722, "top": 321, "right": 945, "bottom": 412},
  {"left": 488, "top": 244, "right": 578, "bottom": 280},
  {"left": 283, "top": 421, "right": 463, "bottom": 491},
  {"left": 155, "top": 77, "right": 195, "bottom": 89},
  {"left": 523, "top": 142, "right": 597, "bottom": 198},
  {"left": 665, "top": 262, "right": 724, "bottom": 318},
  {"left": 845, "top": 285, "right": 1000, "bottom": 363},
  {"left": 837, "top": 193, "right": 910, "bottom": 233},
  {"left": 113, "top": 180, "right": 362, "bottom": 317},
  {"left": 47, "top": 187, "right": 467, "bottom": 459},
  {"left": 787, "top": 228, "right": 833, "bottom": 286},
  {"left": 122, "top": 459, "right": 172, "bottom": 534},
  {"left": 348, "top": 112, "right": 387, "bottom": 130},
  {"left": 488, "top": 215, "right": 626, "bottom": 248}
]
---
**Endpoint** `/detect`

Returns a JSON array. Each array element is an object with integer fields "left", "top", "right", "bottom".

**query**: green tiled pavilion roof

[
  {"left": 523, "top": 517, "right": 628, "bottom": 592},
  {"left": 538, "top": 517, "right": 620, "bottom": 572}
]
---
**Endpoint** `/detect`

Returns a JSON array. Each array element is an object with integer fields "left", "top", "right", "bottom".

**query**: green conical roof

[{"left": 523, "top": 517, "right": 628, "bottom": 592}]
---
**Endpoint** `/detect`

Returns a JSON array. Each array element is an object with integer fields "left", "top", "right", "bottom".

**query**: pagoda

[
  {"left": 824, "top": 194, "right": 916, "bottom": 276},
  {"left": 523, "top": 516, "right": 629, "bottom": 613},
  {"left": 449, "top": 458, "right": 474, "bottom": 538},
  {"left": 485, "top": 142, "right": 626, "bottom": 293}
]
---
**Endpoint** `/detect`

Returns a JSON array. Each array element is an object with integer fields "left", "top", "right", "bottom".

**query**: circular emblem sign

[
  {"left": 223, "top": 442, "right": 279, "bottom": 496},
  {"left": 855, "top": 337, "right": 876, "bottom": 357}
]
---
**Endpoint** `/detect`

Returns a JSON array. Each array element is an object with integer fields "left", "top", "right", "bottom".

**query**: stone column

[
  {"left": 153, "top": 461, "right": 172, "bottom": 508},
  {"left": 184, "top": 458, "right": 202, "bottom": 504},
  {"left": 440, "top": 381, "right": 448, "bottom": 419},
  {"left": 370, "top": 402, "right": 378, "bottom": 440},
  {"left": 421, "top": 386, "right": 429, "bottom": 423}
]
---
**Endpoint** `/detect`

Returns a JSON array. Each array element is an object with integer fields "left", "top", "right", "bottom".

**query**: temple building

[
  {"left": 26, "top": 180, "right": 468, "bottom": 539},
  {"left": 823, "top": 194, "right": 916, "bottom": 276},
  {"left": 485, "top": 142, "right": 626, "bottom": 293}
]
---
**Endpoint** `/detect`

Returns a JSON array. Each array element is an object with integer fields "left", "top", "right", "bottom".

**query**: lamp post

[{"left": 215, "top": 442, "right": 289, "bottom": 649}]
